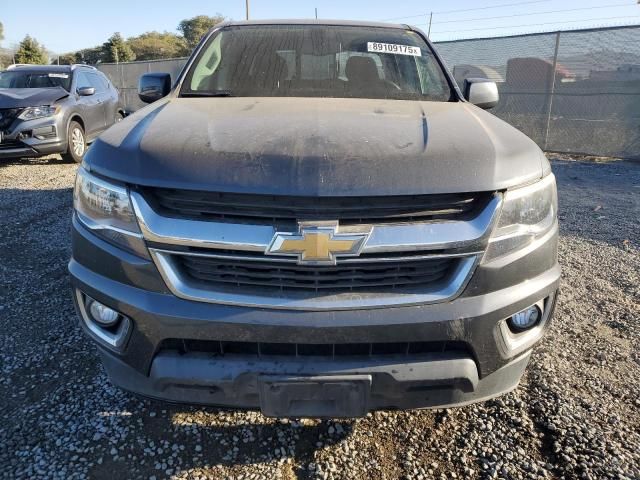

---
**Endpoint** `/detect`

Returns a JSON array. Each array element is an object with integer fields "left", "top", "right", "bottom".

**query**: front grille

[
  {"left": 0, "top": 139, "right": 28, "bottom": 151},
  {"left": 142, "top": 188, "right": 493, "bottom": 226},
  {"left": 0, "top": 108, "right": 22, "bottom": 131},
  {"left": 159, "top": 338, "right": 470, "bottom": 358},
  {"left": 175, "top": 253, "right": 456, "bottom": 292}
]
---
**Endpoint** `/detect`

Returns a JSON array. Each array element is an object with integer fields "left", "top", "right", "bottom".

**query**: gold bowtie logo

[{"left": 267, "top": 221, "right": 371, "bottom": 265}]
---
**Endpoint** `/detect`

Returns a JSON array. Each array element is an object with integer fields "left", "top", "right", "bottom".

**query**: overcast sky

[{"left": 1, "top": 0, "right": 640, "bottom": 53}]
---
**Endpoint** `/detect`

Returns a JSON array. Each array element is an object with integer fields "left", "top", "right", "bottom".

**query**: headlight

[
  {"left": 484, "top": 174, "right": 557, "bottom": 262},
  {"left": 18, "top": 105, "right": 59, "bottom": 121},
  {"left": 74, "top": 167, "right": 149, "bottom": 258}
]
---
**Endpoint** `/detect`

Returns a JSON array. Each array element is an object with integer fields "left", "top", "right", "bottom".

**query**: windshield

[
  {"left": 182, "top": 25, "right": 453, "bottom": 101},
  {"left": 0, "top": 71, "right": 72, "bottom": 91}
]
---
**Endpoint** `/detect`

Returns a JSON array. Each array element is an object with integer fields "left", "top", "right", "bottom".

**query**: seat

[
  {"left": 251, "top": 53, "right": 289, "bottom": 91},
  {"left": 345, "top": 56, "right": 388, "bottom": 96}
]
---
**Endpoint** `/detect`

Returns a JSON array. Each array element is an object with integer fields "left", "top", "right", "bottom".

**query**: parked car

[
  {"left": 0, "top": 64, "right": 124, "bottom": 162},
  {"left": 70, "top": 20, "right": 559, "bottom": 418}
]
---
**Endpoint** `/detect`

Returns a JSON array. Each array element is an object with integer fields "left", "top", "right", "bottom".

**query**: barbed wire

[
  {"left": 382, "top": 0, "right": 552, "bottom": 21},
  {"left": 427, "top": 14, "right": 640, "bottom": 35},
  {"left": 428, "top": 2, "right": 636, "bottom": 25},
  {"left": 433, "top": 19, "right": 640, "bottom": 42}
]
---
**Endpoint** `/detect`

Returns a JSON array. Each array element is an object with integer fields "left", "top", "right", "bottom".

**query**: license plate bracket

[{"left": 258, "top": 375, "right": 372, "bottom": 418}]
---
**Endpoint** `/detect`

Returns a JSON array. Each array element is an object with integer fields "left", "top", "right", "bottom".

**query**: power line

[
  {"left": 383, "top": 0, "right": 551, "bottom": 21},
  {"left": 429, "top": 15, "right": 640, "bottom": 34},
  {"left": 430, "top": 2, "right": 636, "bottom": 25}
]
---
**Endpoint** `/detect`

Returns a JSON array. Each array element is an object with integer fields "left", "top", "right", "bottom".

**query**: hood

[
  {"left": 0, "top": 87, "right": 68, "bottom": 108},
  {"left": 87, "top": 97, "right": 547, "bottom": 196}
]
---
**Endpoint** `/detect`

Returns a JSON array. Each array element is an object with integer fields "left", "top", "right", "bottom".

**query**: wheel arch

[{"left": 67, "top": 114, "right": 85, "bottom": 133}]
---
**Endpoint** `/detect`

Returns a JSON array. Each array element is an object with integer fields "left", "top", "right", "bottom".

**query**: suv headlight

[
  {"left": 18, "top": 105, "right": 60, "bottom": 121},
  {"left": 74, "top": 167, "right": 149, "bottom": 258},
  {"left": 484, "top": 174, "right": 557, "bottom": 262}
]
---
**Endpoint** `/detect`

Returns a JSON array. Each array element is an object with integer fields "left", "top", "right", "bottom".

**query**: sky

[{"left": 1, "top": 0, "right": 640, "bottom": 54}]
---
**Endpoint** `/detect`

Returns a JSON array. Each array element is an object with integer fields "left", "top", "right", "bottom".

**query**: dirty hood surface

[
  {"left": 88, "top": 97, "right": 546, "bottom": 196},
  {"left": 0, "top": 87, "right": 68, "bottom": 108}
]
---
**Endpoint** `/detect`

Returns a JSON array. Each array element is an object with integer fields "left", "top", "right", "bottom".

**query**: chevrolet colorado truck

[{"left": 69, "top": 20, "right": 559, "bottom": 418}]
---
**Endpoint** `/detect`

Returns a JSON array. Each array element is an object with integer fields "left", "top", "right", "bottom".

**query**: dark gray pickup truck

[{"left": 69, "top": 20, "right": 559, "bottom": 418}]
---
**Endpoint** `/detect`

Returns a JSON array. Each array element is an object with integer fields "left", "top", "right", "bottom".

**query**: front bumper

[
  {"left": 0, "top": 117, "right": 66, "bottom": 159},
  {"left": 97, "top": 346, "right": 533, "bottom": 413},
  {"left": 69, "top": 215, "right": 560, "bottom": 416}
]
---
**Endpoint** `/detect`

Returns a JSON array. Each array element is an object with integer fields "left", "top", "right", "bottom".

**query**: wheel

[{"left": 62, "top": 121, "right": 86, "bottom": 163}]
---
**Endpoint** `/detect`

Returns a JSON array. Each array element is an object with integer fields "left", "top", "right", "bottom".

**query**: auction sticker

[
  {"left": 48, "top": 73, "right": 69, "bottom": 78},
  {"left": 367, "top": 42, "right": 421, "bottom": 56}
]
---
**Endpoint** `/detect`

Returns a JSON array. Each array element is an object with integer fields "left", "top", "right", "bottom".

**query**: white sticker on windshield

[
  {"left": 367, "top": 42, "right": 421, "bottom": 56},
  {"left": 48, "top": 73, "right": 69, "bottom": 78}
]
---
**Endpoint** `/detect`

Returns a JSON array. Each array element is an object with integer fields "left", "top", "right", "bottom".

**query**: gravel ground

[{"left": 0, "top": 154, "right": 638, "bottom": 480}]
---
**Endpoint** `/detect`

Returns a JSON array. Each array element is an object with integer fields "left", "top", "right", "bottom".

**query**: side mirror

[
  {"left": 138, "top": 73, "right": 172, "bottom": 104},
  {"left": 77, "top": 86, "right": 95, "bottom": 96},
  {"left": 463, "top": 78, "right": 499, "bottom": 109}
]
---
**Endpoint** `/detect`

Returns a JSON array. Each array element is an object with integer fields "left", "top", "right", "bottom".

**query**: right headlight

[
  {"left": 74, "top": 167, "right": 149, "bottom": 258},
  {"left": 484, "top": 174, "right": 557, "bottom": 262},
  {"left": 18, "top": 105, "right": 60, "bottom": 121}
]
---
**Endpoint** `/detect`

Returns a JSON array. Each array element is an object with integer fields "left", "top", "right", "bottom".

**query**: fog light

[
  {"left": 88, "top": 300, "right": 120, "bottom": 327},
  {"left": 509, "top": 303, "right": 542, "bottom": 331}
]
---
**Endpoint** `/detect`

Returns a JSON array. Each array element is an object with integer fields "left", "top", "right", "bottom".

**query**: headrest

[{"left": 345, "top": 56, "right": 379, "bottom": 84}]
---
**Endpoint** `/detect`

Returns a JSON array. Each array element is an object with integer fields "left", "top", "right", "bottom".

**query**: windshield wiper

[{"left": 182, "top": 90, "right": 235, "bottom": 97}]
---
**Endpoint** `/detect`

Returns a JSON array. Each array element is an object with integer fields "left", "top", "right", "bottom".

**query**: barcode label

[{"left": 367, "top": 42, "right": 422, "bottom": 56}]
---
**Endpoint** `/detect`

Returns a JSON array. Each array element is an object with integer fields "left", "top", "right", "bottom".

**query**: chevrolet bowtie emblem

[{"left": 266, "top": 221, "right": 371, "bottom": 265}]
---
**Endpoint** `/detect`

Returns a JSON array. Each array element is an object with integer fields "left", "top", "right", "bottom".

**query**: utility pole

[
  {"left": 315, "top": 8, "right": 318, "bottom": 19},
  {"left": 245, "top": 0, "right": 250, "bottom": 20},
  {"left": 543, "top": 31, "right": 561, "bottom": 151},
  {"left": 427, "top": 12, "right": 433, "bottom": 39}
]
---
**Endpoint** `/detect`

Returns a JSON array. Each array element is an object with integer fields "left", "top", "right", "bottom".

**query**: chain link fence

[
  {"left": 437, "top": 25, "right": 640, "bottom": 159},
  {"left": 97, "top": 25, "right": 640, "bottom": 159},
  {"left": 97, "top": 58, "right": 188, "bottom": 112}
]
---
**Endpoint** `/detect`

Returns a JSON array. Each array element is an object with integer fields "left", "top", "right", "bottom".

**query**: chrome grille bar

[
  {"left": 148, "top": 248, "right": 484, "bottom": 264},
  {"left": 131, "top": 192, "right": 501, "bottom": 253}
]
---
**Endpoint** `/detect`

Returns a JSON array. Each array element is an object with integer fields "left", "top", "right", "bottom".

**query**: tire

[{"left": 62, "top": 121, "right": 86, "bottom": 164}]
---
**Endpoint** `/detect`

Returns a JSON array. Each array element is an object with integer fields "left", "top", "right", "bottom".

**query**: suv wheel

[{"left": 62, "top": 121, "right": 86, "bottom": 163}]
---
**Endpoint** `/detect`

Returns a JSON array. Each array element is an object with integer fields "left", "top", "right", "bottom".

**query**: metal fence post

[{"left": 543, "top": 31, "right": 561, "bottom": 151}]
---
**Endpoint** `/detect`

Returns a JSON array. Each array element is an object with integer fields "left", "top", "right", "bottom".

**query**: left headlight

[
  {"left": 74, "top": 167, "right": 149, "bottom": 258},
  {"left": 18, "top": 105, "right": 60, "bottom": 121},
  {"left": 484, "top": 174, "right": 557, "bottom": 262}
]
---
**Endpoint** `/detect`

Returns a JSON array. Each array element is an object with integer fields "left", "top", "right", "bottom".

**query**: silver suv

[{"left": 0, "top": 64, "right": 124, "bottom": 162}]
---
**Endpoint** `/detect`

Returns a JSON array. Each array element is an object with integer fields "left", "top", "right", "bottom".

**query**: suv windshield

[
  {"left": 0, "top": 70, "right": 72, "bottom": 91},
  {"left": 182, "top": 25, "right": 452, "bottom": 101}
]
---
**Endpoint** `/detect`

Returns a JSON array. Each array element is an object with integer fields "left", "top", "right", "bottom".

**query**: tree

[
  {"left": 15, "top": 35, "right": 48, "bottom": 64},
  {"left": 127, "top": 31, "right": 188, "bottom": 60},
  {"left": 177, "top": 14, "right": 225, "bottom": 50},
  {"left": 54, "top": 53, "right": 78, "bottom": 65},
  {"left": 102, "top": 32, "right": 135, "bottom": 63},
  {"left": 0, "top": 22, "right": 4, "bottom": 46},
  {"left": 0, "top": 51, "right": 13, "bottom": 70},
  {"left": 77, "top": 46, "right": 104, "bottom": 65}
]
